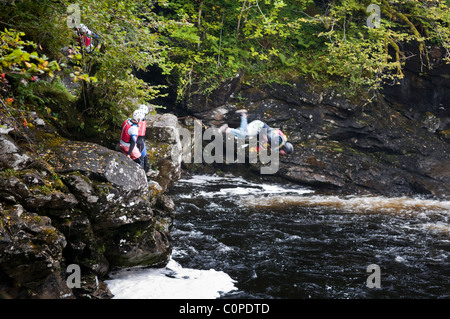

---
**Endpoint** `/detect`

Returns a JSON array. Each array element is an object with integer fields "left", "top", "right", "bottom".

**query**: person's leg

[
  {"left": 120, "top": 144, "right": 142, "bottom": 160},
  {"left": 227, "top": 128, "right": 246, "bottom": 139},
  {"left": 130, "top": 145, "right": 142, "bottom": 160},
  {"left": 227, "top": 111, "right": 248, "bottom": 138},
  {"left": 143, "top": 155, "right": 149, "bottom": 172},
  {"left": 136, "top": 137, "right": 144, "bottom": 152},
  {"left": 247, "top": 120, "right": 265, "bottom": 137},
  {"left": 119, "top": 144, "right": 128, "bottom": 156},
  {"left": 133, "top": 156, "right": 143, "bottom": 167},
  {"left": 239, "top": 112, "right": 248, "bottom": 132}
]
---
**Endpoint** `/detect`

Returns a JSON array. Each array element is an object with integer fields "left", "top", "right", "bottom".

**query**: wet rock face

[
  {"left": 52, "top": 141, "right": 154, "bottom": 229},
  {"left": 0, "top": 111, "right": 182, "bottom": 298},
  {"left": 183, "top": 70, "right": 449, "bottom": 198},
  {"left": 0, "top": 203, "right": 72, "bottom": 299},
  {"left": 382, "top": 45, "right": 450, "bottom": 118},
  {"left": 0, "top": 135, "right": 31, "bottom": 170},
  {"left": 145, "top": 113, "right": 183, "bottom": 192},
  {"left": 52, "top": 141, "right": 148, "bottom": 192}
]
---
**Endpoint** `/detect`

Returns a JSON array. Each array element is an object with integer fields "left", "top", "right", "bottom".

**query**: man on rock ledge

[{"left": 120, "top": 109, "right": 146, "bottom": 167}]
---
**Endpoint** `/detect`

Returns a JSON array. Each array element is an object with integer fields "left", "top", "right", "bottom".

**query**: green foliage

[
  {"left": 16, "top": 78, "right": 74, "bottom": 107},
  {"left": 58, "top": 0, "right": 180, "bottom": 130},
  {"left": 158, "top": 0, "right": 450, "bottom": 99},
  {"left": 13, "top": 78, "right": 78, "bottom": 134},
  {"left": 302, "top": 0, "right": 450, "bottom": 93},
  {"left": 1, "top": 0, "right": 179, "bottom": 136},
  {"left": 0, "top": 0, "right": 73, "bottom": 60},
  {"left": 0, "top": 29, "right": 61, "bottom": 80}
]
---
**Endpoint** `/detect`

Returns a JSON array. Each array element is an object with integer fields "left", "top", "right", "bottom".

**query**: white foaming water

[
  {"left": 181, "top": 175, "right": 450, "bottom": 217},
  {"left": 105, "top": 256, "right": 237, "bottom": 299},
  {"left": 419, "top": 221, "right": 450, "bottom": 235},
  {"left": 178, "top": 174, "right": 247, "bottom": 184},
  {"left": 243, "top": 194, "right": 450, "bottom": 215},
  {"left": 243, "top": 194, "right": 450, "bottom": 238},
  {"left": 178, "top": 175, "right": 450, "bottom": 239},
  {"left": 179, "top": 174, "right": 314, "bottom": 198}
]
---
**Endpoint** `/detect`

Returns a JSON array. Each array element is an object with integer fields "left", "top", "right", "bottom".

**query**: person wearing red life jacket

[
  {"left": 76, "top": 24, "right": 101, "bottom": 53},
  {"left": 120, "top": 109, "right": 146, "bottom": 167},
  {"left": 136, "top": 104, "right": 149, "bottom": 172}
]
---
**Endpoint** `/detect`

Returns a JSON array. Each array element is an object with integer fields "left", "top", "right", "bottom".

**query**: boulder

[
  {"left": 51, "top": 140, "right": 148, "bottom": 192},
  {"left": 0, "top": 134, "right": 31, "bottom": 170},
  {"left": 0, "top": 108, "right": 183, "bottom": 298},
  {"left": 145, "top": 113, "right": 183, "bottom": 192},
  {"left": 0, "top": 203, "right": 73, "bottom": 298},
  {"left": 0, "top": 172, "right": 78, "bottom": 212},
  {"left": 48, "top": 140, "right": 173, "bottom": 269}
]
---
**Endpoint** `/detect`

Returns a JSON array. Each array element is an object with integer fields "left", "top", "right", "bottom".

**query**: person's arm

[
  {"left": 269, "top": 131, "right": 286, "bottom": 152},
  {"left": 258, "top": 133, "right": 269, "bottom": 152},
  {"left": 127, "top": 126, "right": 139, "bottom": 157},
  {"left": 128, "top": 135, "right": 136, "bottom": 157},
  {"left": 270, "top": 138, "right": 280, "bottom": 151}
]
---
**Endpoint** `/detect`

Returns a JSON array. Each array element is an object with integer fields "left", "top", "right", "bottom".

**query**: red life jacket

[
  {"left": 260, "top": 129, "right": 286, "bottom": 152},
  {"left": 78, "top": 35, "right": 92, "bottom": 47},
  {"left": 278, "top": 130, "right": 287, "bottom": 148},
  {"left": 138, "top": 120, "right": 146, "bottom": 137},
  {"left": 120, "top": 119, "right": 136, "bottom": 143}
]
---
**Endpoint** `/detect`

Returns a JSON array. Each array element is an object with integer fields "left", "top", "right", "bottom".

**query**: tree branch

[
  {"left": 386, "top": 35, "right": 405, "bottom": 76},
  {"left": 382, "top": 0, "right": 425, "bottom": 52},
  {"left": 236, "top": 0, "right": 248, "bottom": 38}
]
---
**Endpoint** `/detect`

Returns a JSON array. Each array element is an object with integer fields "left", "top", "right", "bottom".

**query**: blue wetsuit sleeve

[
  {"left": 128, "top": 134, "right": 137, "bottom": 156},
  {"left": 270, "top": 135, "right": 286, "bottom": 151}
]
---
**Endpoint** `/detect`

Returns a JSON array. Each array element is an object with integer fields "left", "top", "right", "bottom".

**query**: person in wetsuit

[
  {"left": 136, "top": 104, "right": 150, "bottom": 172},
  {"left": 219, "top": 110, "right": 294, "bottom": 155},
  {"left": 120, "top": 109, "right": 146, "bottom": 167}
]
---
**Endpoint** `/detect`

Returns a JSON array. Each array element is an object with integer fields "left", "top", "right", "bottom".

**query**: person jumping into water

[{"left": 219, "top": 109, "right": 294, "bottom": 155}]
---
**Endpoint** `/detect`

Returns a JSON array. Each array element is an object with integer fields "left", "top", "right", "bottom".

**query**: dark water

[{"left": 167, "top": 174, "right": 450, "bottom": 299}]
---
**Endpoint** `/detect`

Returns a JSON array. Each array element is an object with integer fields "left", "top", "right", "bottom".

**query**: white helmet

[
  {"left": 132, "top": 109, "right": 145, "bottom": 122},
  {"left": 79, "top": 24, "right": 91, "bottom": 35},
  {"left": 139, "top": 104, "right": 149, "bottom": 115}
]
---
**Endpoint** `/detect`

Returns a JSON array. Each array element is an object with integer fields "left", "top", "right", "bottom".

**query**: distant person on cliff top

[
  {"left": 136, "top": 104, "right": 150, "bottom": 173},
  {"left": 120, "top": 109, "right": 146, "bottom": 167},
  {"left": 219, "top": 109, "right": 294, "bottom": 155},
  {"left": 76, "top": 24, "right": 101, "bottom": 53}
]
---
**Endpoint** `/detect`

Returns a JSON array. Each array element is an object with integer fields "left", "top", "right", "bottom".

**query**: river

[{"left": 105, "top": 174, "right": 450, "bottom": 299}]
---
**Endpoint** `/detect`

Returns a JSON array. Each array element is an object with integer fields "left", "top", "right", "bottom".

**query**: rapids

[{"left": 106, "top": 174, "right": 450, "bottom": 299}]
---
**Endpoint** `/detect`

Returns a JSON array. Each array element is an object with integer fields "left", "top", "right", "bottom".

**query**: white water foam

[
  {"left": 419, "top": 221, "right": 450, "bottom": 235},
  {"left": 181, "top": 175, "right": 450, "bottom": 217},
  {"left": 105, "top": 257, "right": 237, "bottom": 299},
  {"left": 243, "top": 194, "right": 450, "bottom": 215},
  {"left": 179, "top": 174, "right": 313, "bottom": 198},
  {"left": 178, "top": 174, "right": 247, "bottom": 185}
]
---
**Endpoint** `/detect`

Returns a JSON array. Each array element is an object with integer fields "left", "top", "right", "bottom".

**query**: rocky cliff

[
  {"left": 178, "top": 54, "right": 449, "bottom": 199},
  {"left": 0, "top": 108, "right": 182, "bottom": 298}
]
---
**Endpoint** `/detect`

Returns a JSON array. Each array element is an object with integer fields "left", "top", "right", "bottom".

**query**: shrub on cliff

[
  {"left": 0, "top": 0, "right": 178, "bottom": 138},
  {"left": 156, "top": 0, "right": 450, "bottom": 99}
]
